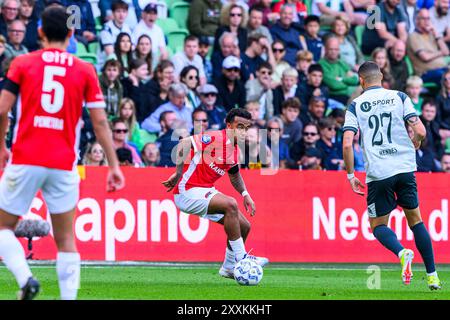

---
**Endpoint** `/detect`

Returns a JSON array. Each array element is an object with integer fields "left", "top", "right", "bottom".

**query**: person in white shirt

[
  {"left": 100, "top": 0, "right": 132, "bottom": 57},
  {"left": 430, "top": 0, "right": 450, "bottom": 47},
  {"left": 132, "top": 3, "right": 168, "bottom": 60},
  {"left": 171, "top": 35, "right": 207, "bottom": 85}
]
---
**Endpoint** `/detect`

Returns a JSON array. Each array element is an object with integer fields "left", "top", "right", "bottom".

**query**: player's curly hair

[{"left": 225, "top": 108, "right": 252, "bottom": 124}]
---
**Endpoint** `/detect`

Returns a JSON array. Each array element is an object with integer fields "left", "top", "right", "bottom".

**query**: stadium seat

[
  {"left": 170, "top": 2, "right": 190, "bottom": 30},
  {"left": 77, "top": 53, "right": 98, "bottom": 66},
  {"left": 167, "top": 29, "right": 188, "bottom": 52},
  {"left": 445, "top": 138, "right": 450, "bottom": 153},
  {"left": 164, "top": 0, "right": 183, "bottom": 9},
  {"left": 76, "top": 41, "right": 87, "bottom": 54},
  {"left": 88, "top": 41, "right": 99, "bottom": 54},
  {"left": 95, "top": 16, "right": 102, "bottom": 33},
  {"left": 156, "top": 18, "right": 179, "bottom": 34},
  {"left": 156, "top": 0, "right": 168, "bottom": 19},
  {"left": 304, "top": 0, "right": 312, "bottom": 15},
  {"left": 404, "top": 56, "right": 414, "bottom": 76},
  {"left": 354, "top": 25, "right": 364, "bottom": 48}
]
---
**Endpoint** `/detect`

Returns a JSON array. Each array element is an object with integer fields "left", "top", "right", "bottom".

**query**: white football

[{"left": 233, "top": 258, "right": 263, "bottom": 286}]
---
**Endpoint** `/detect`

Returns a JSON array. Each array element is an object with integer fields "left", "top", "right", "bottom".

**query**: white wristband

[
  {"left": 347, "top": 173, "right": 355, "bottom": 180},
  {"left": 241, "top": 191, "right": 249, "bottom": 197}
]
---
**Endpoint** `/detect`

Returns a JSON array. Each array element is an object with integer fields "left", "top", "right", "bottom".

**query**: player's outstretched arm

[
  {"left": 343, "top": 130, "right": 365, "bottom": 196},
  {"left": 228, "top": 168, "right": 256, "bottom": 216},
  {"left": 162, "top": 137, "right": 192, "bottom": 192},
  {"left": 0, "top": 90, "right": 17, "bottom": 169},
  {"left": 89, "top": 108, "right": 125, "bottom": 192}
]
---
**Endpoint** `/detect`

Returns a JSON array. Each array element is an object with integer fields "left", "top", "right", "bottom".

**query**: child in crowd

[{"left": 406, "top": 76, "right": 424, "bottom": 115}]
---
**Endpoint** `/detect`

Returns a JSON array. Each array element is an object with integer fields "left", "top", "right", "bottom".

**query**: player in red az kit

[
  {"left": 163, "top": 108, "right": 269, "bottom": 279},
  {"left": 0, "top": 7, "right": 125, "bottom": 300}
]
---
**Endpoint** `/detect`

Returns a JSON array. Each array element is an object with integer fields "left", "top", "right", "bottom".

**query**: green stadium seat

[
  {"left": 164, "top": 0, "right": 184, "bottom": 9},
  {"left": 166, "top": 46, "right": 174, "bottom": 58},
  {"left": 167, "top": 29, "right": 188, "bottom": 52},
  {"left": 354, "top": 25, "right": 364, "bottom": 48},
  {"left": 156, "top": 18, "right": 179, "bottom": 34},
  {"left": 170, "top": 2, "right": 190, "bottom": 30},
  {"left": 445, "top": 137, "right": 450, "bottom": 153},
  {"left": 95, "top": 16, "right": 102, "bottom": 33},
  {"left": 88, "top": 41, "right": 99, "bottom": 54},
  {"left": 304, "top": 0, "right": 312, "bottom": 15},
  {"left": 404, "top": 56, "right": 414, "bottom": 76},
  {"left": 76, "top": 41, "right": 87, "bottom": 54},
  {"left": 77, "top": 53, "right": 98, "bottom": 66}
]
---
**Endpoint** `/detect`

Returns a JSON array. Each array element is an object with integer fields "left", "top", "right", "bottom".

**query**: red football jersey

[
  {"left": 6, "top": 48, "right": 105, "bottom": 170},
  {"left": 174, "top": 130, "right": 239, "bottom": 194}
]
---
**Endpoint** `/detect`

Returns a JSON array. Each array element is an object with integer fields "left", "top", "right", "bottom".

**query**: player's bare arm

[
  {"left": 89, "top": 108, "right": 125, "bottom": 192},
  {"left": 342, "top": 130, "right": 365, "bottom": 196},
  {"left": 162, "top": 137, "right": 192, "bottom": 192},
  {"left": 406, "top": 116, "right": 426, "bottom": 149},
  {"left": 228, "top": 168, "right": 256, "bottom": 216},
  {"left": 0, "top": 89, "right": 17, "bottom": 169}
]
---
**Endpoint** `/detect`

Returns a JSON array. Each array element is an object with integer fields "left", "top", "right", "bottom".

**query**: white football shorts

[
  {"left": 0, "top": 164, "right": 80, "bottom": 216},
  {"left": 174, "top": 187, "right": 224, "bottom": 222}
]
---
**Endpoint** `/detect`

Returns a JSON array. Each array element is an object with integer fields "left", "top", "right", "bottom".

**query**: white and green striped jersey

[{"left": 343, "top": 86, "right": 417, "bottom": 183}]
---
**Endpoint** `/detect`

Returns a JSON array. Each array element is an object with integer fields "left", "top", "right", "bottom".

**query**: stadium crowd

[{"left": 1, "top": 0, "right": 450, "bottom": 172}]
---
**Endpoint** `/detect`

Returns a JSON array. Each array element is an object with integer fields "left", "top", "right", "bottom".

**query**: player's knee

[{"left": 225, "top": 198, "right": 239, "bottom": 215}]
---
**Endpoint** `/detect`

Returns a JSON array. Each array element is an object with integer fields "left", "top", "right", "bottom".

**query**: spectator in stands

[
  {"left": 113, "top": 32, "right": 133, "bottom": 76},
  {"left": 245, "top": 101, "right": 264, "bottom": 128},
  {"left": 214, "top": 55, "right": 246, "bottom": 111},
  {"left": 279, "top": 97, "right": 303, "bottom": 147},
  {"left": 180, "top": 65, "right": 201, "bottom": 111},
  {"left": 343, "top": 0, "right": 375, "bottom": 25},
  {"left": 111, "top": 118, "right": 142, "bottom": 165},
  {"left": 117, "top": 98, "right": 144, "bottom": 150},
  {"left": 188, "top": 0, "right": 222, "bottom": 44},
  {"left": 270, "top": 4, "right": 304, "bottom": 66},
  {"left": 157, "top": 110, "right": 177, "bottom": 137},
  {"left": 19, "top": 0, "right": 39, "bottom": 51},
  {"left": 0, "top": 0, "right": 20, "bottom": 38},
  {"left": 116, "top": 147, "right": 134, "bottom": 166},
  {"left": 298, "top": 147, "right": 323, "bottom": 170},
  {"left": 312, "top": 0, "right": 350, "bottom": 26},
  {"left": 406, "top": 76, "right": 424, "bottom": 114},
  {"left": 272, "top": 0, "right": 307, "bottom": 23},
  {"left": 400, "top": 0, "right": 419, "bottom": 34},
  {"left": 430, "top": 0, "right": 450, "bottom": 49},
  {"left": 352, "top": 131, "right": 365, "bottom": 171},
  {"left": 289, "top": 122, "right": 321, "bottom": 167},
  {"left": 99, "top": 0, "right": 140, "bottom": 30},
  {"left": 273, "top": 67, "right": 301, "bottom": 115},
  {"left": 361, "top": 0, "right": 408, "bottom": 56},
  {"left": 316, "top": 117, "right": 344, "bottom": 170},
  {"left": 372, "top": 47, "right": 394, "bottom": 89},
  {"left": 441, "top": 153, "right": 450, "bottom": 172},
  {"left": 157, "top": 118, "right": 190, "bottom": 167},
  {"left": 406, "top": 125, "right": 440, "bottom": 172},
  {"left": 330, "top": 15, "right": 364, "bottom": 71},
  {"left": 82, "top": 141, "right": 108, "bottom": 166},
  {"left": 240, "top": 125, "right": 271, "bottom": 169},
  {"left": 298, "top": 63, "right": 330, "bottom": 114},
  {"left": 388, "top": 40, "right": 409, "bottom": 91},
  {"left": 121, "top": 58, "right": 150, "bottom": 119},
  {"left": 172, "top": 35, "right": 207, "bottom": 85},
  {"left": 407, "top": 8, "right": 450, "bottom": 85},
  {"left": 300, "top": 95, "right": 327, "bottom": 126},
  {"left": 141, "top": 60, "right": 176, "bottom": 121},
  {"left": 248, "top": 0, "right": 279, "bottom": 26},
  {"left": 99, "top": 59, "right": 123, "bottom": 118},
  {"left": 437, "top": 69, "right": 450, "bottom": 145},
  {"left": 65, "top": 0, "right": 97, "bottom": 47},
  {"left": 191, "top": 107, "right": 209, "bottom": 134},
  {"left": 245, "top": 61, "right": 274, "bottom": 127},
  {"left": 0, "top": 36, "right": 7, "bottom": 70},
  {"left": 134, "top": 34, "right": 154, "bottom": 77},
  {"left": 100, "top": 0, "right": 131, "bottom": 58},
  {"left": 420, "top": 99, "right": 444, "bottom": 159},
  {"left": 271, "top": 40, "right": 290, "bottom": 88},
  {"left": 319, "top": 36, "right": 359, "bottom": 105},
  {"left": 242, "top": 33, "right": 275, "bottom": 82},
  {"left": 300, "top": 15, "right": 323, "bottom": 62},
  {"left": 295, "top": 50, "right": 313, "bottom": 84},
  {"left": 132, "top": 3, "right": 168, "bottom": 61},
  {"left": 197, "top": 84, "right": 227, "bottom": 130},
  {"left": 266, "top": 116, "right": 291, "bottom": 169},
  {"left": 141, "top": 142, "right": 160, "bottom": 167},
  {"left": 329, "top": 108, "right": 345, "bottom": 143},
  {"left": 211, "top": 32, "right": 240, "bottom": 81},
  {"left": 4, "top": 19, "right": 28, "bottom": 58},
  {"left": 198, "top": 37, "right": 213, "bottom": 83},
  {"left": 213, "top": 3, "right": 248, "bottom": 54},
  {"left": 142, "top": 83, "right": 193, "bottom": 133},
  {"left": 247, "top": 5, "right": 273, "bottom": 43}
]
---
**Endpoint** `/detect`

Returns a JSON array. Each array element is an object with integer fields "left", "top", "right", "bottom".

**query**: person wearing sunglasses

[
  {"left": 213, "top": 4, "right": 248, "bottom": 56},
  {"left": 0, "top": 0, "right": 20, "bottom": 37},
  {"left": 180, "top": 65, "right": 201, "bottom": 112},
  {"left": 214, "top": 55, "right": 246, "bottom": 111},
  {"left": 270, "top": 39, "right": 290, "bottom": 88},
  {"left": 197, "top": 83, "right": 227, "bottom": 130},
  {"left": 4, "top": 19, "right": 28, "bottom": 59},
  {"left": 289, "top": 123, "right": 321, "bottom": 167},
  {"left": 316, "top": 117, "right": 343, "bottom": 171},
  {"left": 111, "top": 118, "right": 142, "bottom": 166},
  {"left": 191, "top": 108, "right": 210, "bottom": 134}
]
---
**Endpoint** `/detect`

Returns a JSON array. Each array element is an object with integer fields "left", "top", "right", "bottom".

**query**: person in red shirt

[
  {"left": 0, "top": 6, "right": 125, "bottom": 300},
  {"left": 163, "top": 108, "right": 269, "bottom": 279}
]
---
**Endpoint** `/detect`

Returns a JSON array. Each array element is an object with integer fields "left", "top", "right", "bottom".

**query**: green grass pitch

[{"left": 0, "top": 263, "right": 449, "bottom": 300}]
